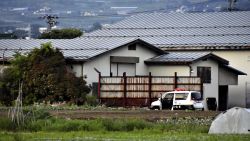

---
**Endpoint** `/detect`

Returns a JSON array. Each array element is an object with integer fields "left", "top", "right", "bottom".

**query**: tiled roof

[
  {"left": 145, "top": 52, "right": 246, "bottom": 75},
  {"left": 84, "top": 11, "right": 250, "bottom": 48},
  {"left": 145, "top": 52, "right": 211, "bottom": 63},
  {"left": 85, "top": 27, "right": 250, "bottom": 37},
  {"left": 105, "top": 11, "right": 250, "bottom": 29},
  {"left": 0, "top": 38, "right": 138, "bottom": 61},
  {"left": 221, "top": 65, "right": 247, "bottom": 75}
]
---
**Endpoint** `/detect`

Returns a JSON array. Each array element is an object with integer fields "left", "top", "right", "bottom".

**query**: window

[
  {"left": 175, "top": 93, "right": 188, "bottom": 100},
  {"left": 128, "top": 44, "right": 136, "bottom": 50},
  {"left": 163, "top": 93, "right": 174, "bottom": 100},
  {"left": 197, "top": 67, "right": 211, "bottom": 83},
  {"left": 191, "top": 92, "right": 202, "bottom": 100}
]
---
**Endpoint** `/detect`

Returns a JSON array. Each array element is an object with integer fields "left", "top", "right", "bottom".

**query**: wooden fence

[{"left": 98, "top": 72, "right": 202, "bottom": 107}]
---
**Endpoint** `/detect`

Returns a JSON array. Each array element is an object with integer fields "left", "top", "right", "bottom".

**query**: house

[
  {"left": 145, "top": 52, "right": 246, "bottom": 110},
  {"left": 0, "top": 38, "right": 245, "bottom": 110},
  {"left": 84, "top": 11, "right": 250, "bottom": 109}
]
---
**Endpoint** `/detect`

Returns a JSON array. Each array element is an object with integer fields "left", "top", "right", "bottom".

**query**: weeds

[
  {"left": 0, "top": 117, "right": 15, "bottom": 131},
  {"left": 0, "top": 116, "right": 212, "bottom": 133}
]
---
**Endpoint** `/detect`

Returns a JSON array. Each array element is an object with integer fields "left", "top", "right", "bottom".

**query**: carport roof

[
  {"left": 144, "top": 52, "right": 229, "bottom": 65},
  {"left": 144, "top": 52, "right": 246, "bottom": 75},
  {"left": 221, "top": 65, "right": 247, "bottom": 75}
]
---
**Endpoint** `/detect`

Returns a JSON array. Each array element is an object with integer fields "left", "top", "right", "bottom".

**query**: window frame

[
  {"left": 128, "top": 44, "right": 136, "bottom": 50},
  {"left": 197, "top": 66, "right": 211, "bottom": 83}
]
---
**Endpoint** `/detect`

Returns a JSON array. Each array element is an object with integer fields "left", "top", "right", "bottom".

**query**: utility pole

[
  {"left": 228, "top": 0, "right": 237, "bottom": 11},
  {"left": 41, "top": 15, "right": 58, "bottom": 32},
  {"left": 28, "top": 24, "right": 31, "bottom": 39}
]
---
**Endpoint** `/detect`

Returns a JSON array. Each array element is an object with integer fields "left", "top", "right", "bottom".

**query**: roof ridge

[{"left": 103, "top": 25, "right": 250, "bottom": 30}]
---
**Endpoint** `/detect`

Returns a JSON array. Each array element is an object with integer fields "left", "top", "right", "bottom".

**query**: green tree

[
  {"left": 39, "top": 28, "right": 83, "bottom": 39},
  {"left": 0, "top": 43, "right": 90, "bottom": 106},
  {"left": 0, "top": 53, "right": 28, "bottom": 106}
]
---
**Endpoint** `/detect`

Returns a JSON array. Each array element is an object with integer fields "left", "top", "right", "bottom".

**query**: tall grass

[
  {"left": 0, "top": 107, "right": 212, "bottom": 133},
  {"left": 0, "top": 117, "right": 210, "bottom": 133}
]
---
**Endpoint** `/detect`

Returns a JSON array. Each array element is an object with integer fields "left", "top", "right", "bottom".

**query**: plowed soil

[
  {"left": 50, "top": 110, "right": 219, "bottom": 120},
  {"left": 0, "top": 108, "right": 220, "bottom": 120}
]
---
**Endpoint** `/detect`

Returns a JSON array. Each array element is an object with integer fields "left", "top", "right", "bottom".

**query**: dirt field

[
  {"left": 0, "top": 107, "right": 220, "bottom": 120},
  {"left": 50, "top": 110, "right": 219, "bottom": 120}
]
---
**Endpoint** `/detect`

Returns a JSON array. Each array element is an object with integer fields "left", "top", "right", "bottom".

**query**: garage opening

[
  {"left": 110, "top": 56, "right": 139, "bottom": 76},
  {"left": 218, "top": 85, "right": 228, "bottom": 111}
]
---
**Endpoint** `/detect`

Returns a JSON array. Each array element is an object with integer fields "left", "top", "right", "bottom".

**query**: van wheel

[
  {"left": 188, "top": 105, "right": 194, "bottom": 110},
  {"left": 153, "top": 107, "right": 160, "bottom": 110}
]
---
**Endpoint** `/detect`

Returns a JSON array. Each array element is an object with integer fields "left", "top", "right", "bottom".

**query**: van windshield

[
  {"left": 191, "top": 92, "right": 202, "bottom": 100},
  {"left": 175, "top": 93, "right": 188, "bottom": 100}
]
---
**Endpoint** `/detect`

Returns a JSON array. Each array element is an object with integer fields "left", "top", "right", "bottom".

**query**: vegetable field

[{"left": 0, "top": 107, "right": 249, "bottom": 141}]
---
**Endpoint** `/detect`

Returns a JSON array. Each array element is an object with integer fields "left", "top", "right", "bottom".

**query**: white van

[{"left": 150, "top": 90, "right": 204, "bottom": 110}]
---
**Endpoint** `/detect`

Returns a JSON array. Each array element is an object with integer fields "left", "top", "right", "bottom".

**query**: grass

[
  {"left": 1, "top": 131, "right": 250, "bottom": 141},
  {"left": 0, "top": 108, "right": 249, "bottom": 141},
  {"left": 1, "top": 117, "right": 250, "bottom": 141},
  {"left": 0, "top": 117, "right": 210, "bottom": 133}
]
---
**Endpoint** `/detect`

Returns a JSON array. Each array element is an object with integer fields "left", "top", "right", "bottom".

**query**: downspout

[
  {"left": 81, "top": 63, "right": 83, "bottom": 77},
  {"left": 189, "top": 65, "right": 193, "bottom": 76}
]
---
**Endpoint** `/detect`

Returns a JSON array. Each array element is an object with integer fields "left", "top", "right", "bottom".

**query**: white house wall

[
  {"left": 66, "top": 64, "right": 83, "bottom": 77},
  {"left": 148, "top": 60, "right": 219, "bottom": 110},
  {"left": 117, "top": 63, "right": 136, "bottom": 76},
  {"left": 83, "top": 44, "right": 159, "bottom": 85},
  {"left": 213, "top": 50, "right": 249, "bottom": 108},
  {"left": 148, "top": 65, "right": 189, "bottom": 76},
  {"left": 190, "top": 59, "right": 219, "bottom": 110}
]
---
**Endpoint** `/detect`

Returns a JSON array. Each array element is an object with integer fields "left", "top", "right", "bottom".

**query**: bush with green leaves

[
  {"left": 0, "top": 42, "right": 90, "bottom": 106},
  {"left": 85, "top": 95, "right": 98, "bottom": 106},
  {"left": 39, "top": 28, "right": 83, "bottom": 39}
]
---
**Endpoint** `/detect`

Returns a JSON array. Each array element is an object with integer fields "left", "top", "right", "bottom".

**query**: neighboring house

[
  {"left": 145, "top": 52, "right": 246, "bottom": 110},
  {"left": 84, "top": 11, "right": 250, "bottom": 108},
  {"left": 0, "top": 38, "right": 245, "bottom": 110}
]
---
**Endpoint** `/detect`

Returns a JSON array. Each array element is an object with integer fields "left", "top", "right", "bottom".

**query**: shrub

[
  {"left": 85, "top": 95, "right": 98, "bottom": 106},
  {"left": 0, "top": 117, "right": 15, "bottom": 131}
]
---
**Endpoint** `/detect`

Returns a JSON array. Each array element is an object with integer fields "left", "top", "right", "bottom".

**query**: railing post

[
  {"left": 200, "top": 78, "right": 203, "bottom": 99},
  {"left": 148, "top": 72, "right": 152, "bottom": 107},
  {"left": 174, "top": 72, "right": 178, "bottom": 89},
  {"left": 98, "top": 73, "right": 101, "bottom": 101},
  {"left": 123, "top": 72, "right": 127, "bottom": 107}
]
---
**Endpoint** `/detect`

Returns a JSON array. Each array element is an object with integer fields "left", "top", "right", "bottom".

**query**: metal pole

[
  {"left": 97, "top": 73, "right": 101, "bottom": 100},
  {"left": 148, "top": 72, "right": 152, "bottom": 107},
  {"left": 123, "top": 72, "right": 127, "bottom": 107},
  {"left": 174, "top": 72, "right": 177, "bottom": 89}
]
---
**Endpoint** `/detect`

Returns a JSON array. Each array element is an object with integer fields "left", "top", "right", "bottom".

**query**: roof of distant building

[{"left": 84, "top": 11, "right": 250, "bottom": 50}]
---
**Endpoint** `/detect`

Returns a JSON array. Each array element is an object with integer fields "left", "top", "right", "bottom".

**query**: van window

[
  {"left": 191, "top": 92, "right": 202, "bottom": 100},
  {"left": 163, "top": 93, "right": 174, "bottom": 100},
  {"left": 175, "top": 93, "right": 188, "bottom": 100}
]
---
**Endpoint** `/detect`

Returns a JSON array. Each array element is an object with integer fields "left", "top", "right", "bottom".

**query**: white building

[
  {"left": 84, "top": 11, "right": 250, "bottom": 109},
  {"left": 0, "top": 38, "right": 245, "bottom": 110}
]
